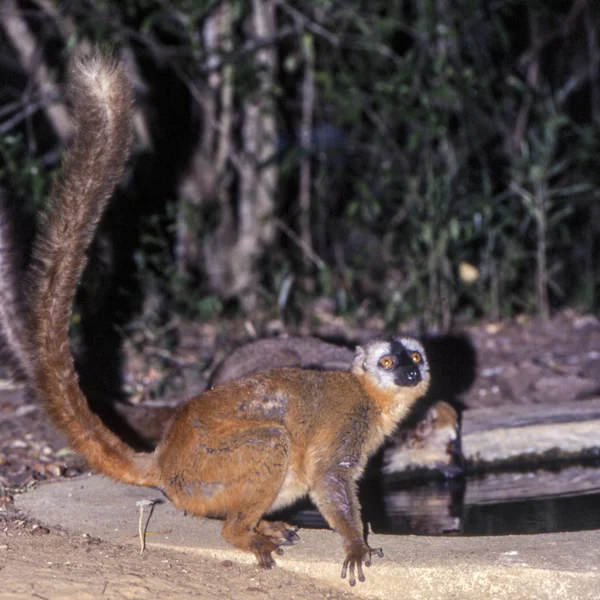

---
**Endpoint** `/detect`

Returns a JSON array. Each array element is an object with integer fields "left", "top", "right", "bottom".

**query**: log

[{"left": 462, "top": 397, "right": 600, "bottom": 468}]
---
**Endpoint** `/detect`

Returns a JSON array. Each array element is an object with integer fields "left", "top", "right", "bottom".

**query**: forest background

[{"left": 1, "top": 0, "right": 599, "bottom": 349}]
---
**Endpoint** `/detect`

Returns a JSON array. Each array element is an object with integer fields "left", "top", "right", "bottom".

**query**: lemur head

[{"left": 351, "top": 336, "right": 430, "bottom": 392}]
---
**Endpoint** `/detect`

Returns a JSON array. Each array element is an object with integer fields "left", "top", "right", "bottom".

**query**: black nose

[{"left": 395, "top": 365, "right": 421, "bottom": 387}]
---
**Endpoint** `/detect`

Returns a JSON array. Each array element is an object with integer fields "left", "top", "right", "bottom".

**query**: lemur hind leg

[
  {"left": 256, "top": 519, "right": 299, "bottom": 547},
  {"left": 191, "top": 421, "right": 292, "bottom": 568}
]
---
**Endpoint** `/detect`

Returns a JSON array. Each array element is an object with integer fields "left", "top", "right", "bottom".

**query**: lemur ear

[{"left": 351, "top": 346, "right": 366, "bottom": 372}]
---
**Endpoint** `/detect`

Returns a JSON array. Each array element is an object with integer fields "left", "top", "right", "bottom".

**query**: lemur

[{"left": 24, "top": 52, "right": 430, "bottom": 586}]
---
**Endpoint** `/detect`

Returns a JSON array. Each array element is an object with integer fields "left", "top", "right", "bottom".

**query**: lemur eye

[
  {"left": 379, "top": 355, "right": 394, "bottom": 369},
  {"left": 411, "top": 351, "right": 423, "bottom": 364}
]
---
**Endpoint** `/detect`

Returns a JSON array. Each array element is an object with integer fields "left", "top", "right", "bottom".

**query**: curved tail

[{"left": 28, "top": 52, "right": 155, "bottom": 486}]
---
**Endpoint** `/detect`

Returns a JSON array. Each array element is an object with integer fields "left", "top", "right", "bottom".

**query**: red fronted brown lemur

[{"left": 26, "top": 52, "right": 430, "bottom": 586}]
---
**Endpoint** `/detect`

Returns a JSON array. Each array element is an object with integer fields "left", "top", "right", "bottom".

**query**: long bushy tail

[{"left": 28, "top": 52, "right": 155, "bottom": 486}]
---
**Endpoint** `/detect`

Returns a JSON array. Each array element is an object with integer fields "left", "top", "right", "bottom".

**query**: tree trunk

[{"left": 177, "top": 0, "right": 278, "bottom": 311}]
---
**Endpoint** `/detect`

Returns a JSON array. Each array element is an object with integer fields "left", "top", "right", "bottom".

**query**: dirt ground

[
  {"left": 1, "top": 310, "right": 599, "bottom": 597},
  {"left": 0, "top": 515, "right": 354, "bottom": 600}
]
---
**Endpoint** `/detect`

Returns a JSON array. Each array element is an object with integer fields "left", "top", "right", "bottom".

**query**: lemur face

[
  {"left": 388, "top": 337, "right": 427, "bottom": 387},
  {"left": 352, "top": 337, "right": 429, "bottom": 389}
]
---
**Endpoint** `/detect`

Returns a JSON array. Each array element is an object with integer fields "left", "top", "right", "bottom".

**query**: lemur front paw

[{"left": 340, "top": 542, "right": 384, "bottom": 586}]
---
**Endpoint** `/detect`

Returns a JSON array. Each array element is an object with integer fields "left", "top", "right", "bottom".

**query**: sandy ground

[
  {"left": 6, "top": 475, "right": 600, "bottom": 600},
  {"left": 1, "top": 513, "right": 354, "bottom": 600}
]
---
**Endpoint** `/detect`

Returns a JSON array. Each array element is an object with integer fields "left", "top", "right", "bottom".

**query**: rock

[{"left": 462, "top": 398, "right": 600, "bottom": 467}]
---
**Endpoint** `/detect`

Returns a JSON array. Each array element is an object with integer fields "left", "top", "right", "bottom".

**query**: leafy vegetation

[{"left": 1, "top": 0, "right": 598, "bottom": 332}]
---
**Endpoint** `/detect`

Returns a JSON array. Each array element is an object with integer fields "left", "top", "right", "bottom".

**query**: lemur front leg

[{"left": 309, "top": 468, "right": 383, "bottom": 586}]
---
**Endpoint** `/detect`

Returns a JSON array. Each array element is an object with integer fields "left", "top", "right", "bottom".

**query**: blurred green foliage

[
  {"left": 1, "top": 0, "right": 598, "bottom": 331},
  {"left": 0, "top": 135, "right": 49, "bottom": 214}
]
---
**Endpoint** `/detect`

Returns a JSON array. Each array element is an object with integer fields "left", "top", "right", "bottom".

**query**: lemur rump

[{"left": 28, "top": 53, "right": 430, "bottom": 586}]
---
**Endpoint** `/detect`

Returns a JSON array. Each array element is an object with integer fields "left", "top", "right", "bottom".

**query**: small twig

[
  {"left": 274, "top": 217, "right": 326, "bottom": 270},
  {"left": 275, "top": 0, "right": 338, "bottom": 46},
  {"left": 137, "top": 500, "right": 157, "bottom": 555}
]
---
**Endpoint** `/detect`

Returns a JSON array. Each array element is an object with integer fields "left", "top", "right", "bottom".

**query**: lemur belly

[{"left": 269, "top": 466, "right": 310, "bottom": 512}]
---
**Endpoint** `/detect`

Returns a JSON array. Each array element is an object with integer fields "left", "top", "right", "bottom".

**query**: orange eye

[
  {"left": 411, "top": 351, "right": 422, "bottom": 364},
  {"left": 379, "top": 356, "right": 394, "bottom": 369}
]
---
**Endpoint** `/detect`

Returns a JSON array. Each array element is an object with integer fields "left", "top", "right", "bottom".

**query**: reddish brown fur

[
  {"left": 27, "top": 52, "right": 430, "bottom": 586},
  {"left": 152, "top": 367, "right": 428, "bottom": 578},
  {"left": 27, "top": 53, "right": 152, "bottom": 485}
]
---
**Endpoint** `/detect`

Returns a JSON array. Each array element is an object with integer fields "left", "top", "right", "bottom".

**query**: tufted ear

[{"left": 351, "top": 346, "right": 366, "bottom": 374}]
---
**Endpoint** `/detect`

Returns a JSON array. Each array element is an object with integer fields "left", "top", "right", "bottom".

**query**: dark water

[
  {"left": 278, "top": 465, "right": 600, "bottom": 536},
  {"left": 460, "top": 490, "right": 600, "bottom": 536}
]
